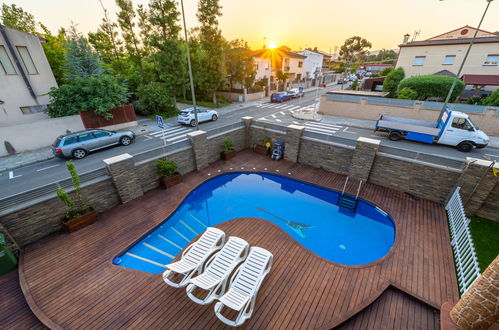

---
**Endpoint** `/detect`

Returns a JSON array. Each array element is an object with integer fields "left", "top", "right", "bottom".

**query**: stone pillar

[
  {"left": 450, "top": 255, "right": 499, "bottom": 329},
  {"left": 187, "top": 130, "right": 209, "bottom": 171},
  {"left": 349, "top": 137, "right": 381, "bottom": 182},
  {"left": 103, "top": 153, "right": 143, "bottom": 204},
  {"left": 457, "top": 158, "right": 498, "bottom": 215},
  {"left": 284, "top": 124, "right": 304, "bottom": 163},
  {"left": 242, "top": 116, "right": 253, "bottom": 149}
]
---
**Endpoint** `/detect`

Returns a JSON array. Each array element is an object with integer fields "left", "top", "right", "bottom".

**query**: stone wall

[
  {"left": 476, "top": 182, "right": 499, "bottom": 220},
  {"left": 1, "top": 179, "right": 120, "bottom": 247},
  {"left": 298, "top": 138, "right": 354, "bottom": 176},
  {"left": 206, "top": 128, "right": 246, "bottom": 164}
]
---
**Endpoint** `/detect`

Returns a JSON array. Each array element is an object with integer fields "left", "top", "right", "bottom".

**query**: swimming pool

[{"left": 114, "top": 172, "right": 395, "bottom": 273}]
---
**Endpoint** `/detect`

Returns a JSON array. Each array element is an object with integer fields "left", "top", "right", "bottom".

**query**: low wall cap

[
  {"left": 187, "top": 130, "right": 206, "bottom": 137},
  {"left": 357, "top": 137, "right": 381, "bottom": 145},
  {"left": 103, "top": 153, "right": 133, "bottom": 165},
  {"left": 287, "top": 124, "right": 305, "bottom": 130},
  {"left": 465, "top": 157, "right": 495, "bottom": 168}
]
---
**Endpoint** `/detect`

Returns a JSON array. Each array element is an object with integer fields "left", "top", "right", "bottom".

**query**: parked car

[
  {"left": 52, "top": 129, "right": 135, "bottom": 159},
  {"left": 270, "top": 92, "right": 292, "bottom": 103},
  {"left": 177, "top": 107, "right": 218, "bottom": 127},
  {"left": 287, "top": 88, "right": 305, "bottom": 98}
]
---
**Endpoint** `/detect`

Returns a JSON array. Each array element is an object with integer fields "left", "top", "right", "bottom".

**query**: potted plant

[
  {"left": 221, "top": 137, "right": 236, "bottom": 160},
  {"left": 156, "top": 158, "right": 182, "bottom": 189},
  {"left": 254, "top": 136, "right": 272, "bottom": 156},
  {"left": 56, "top": 160, "right": 97, "bottom": 233}
]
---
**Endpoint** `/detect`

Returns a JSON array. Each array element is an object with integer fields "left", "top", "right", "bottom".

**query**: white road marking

[
  {"left": 292, "top": 121, "right": 300, "bottom": 125},
  {"left": 279, "top": 111, "right": 286, "bottom": 115},
  {"left": 305, "top": 122, "right": 342, "bottom": 129},
  {"left": 275, "top": 119, "right": 282, "bottom": 122},
  {"left": 258, "top": 117, "right": 269, "bottom": 120},
  {"left": 305, "top": 126, "right": 338, "bottom": 134},
  {"left": 36, "top": 164, "right": 59, "bottom": 172},
  {"left": 342, "top": 127, "right": 358, "bottom": 134},
  {"left": 271, "top": 114, "right": 277, "bottom": 118},
  {"left": 288, "top": 105, "right": 301, "bottom": 111},
  {"left": 8, "top": 171, "right": 22, "bottom": 179}
]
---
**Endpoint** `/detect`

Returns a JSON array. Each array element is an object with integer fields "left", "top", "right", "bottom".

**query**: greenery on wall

[{"left": 397, "top": 75, "right": 465, "bottom": 101}]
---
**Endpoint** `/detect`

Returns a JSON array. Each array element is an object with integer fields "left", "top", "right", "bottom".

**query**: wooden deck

[{"left": 18, "top": 150, "right": 459, "bottom": 329}]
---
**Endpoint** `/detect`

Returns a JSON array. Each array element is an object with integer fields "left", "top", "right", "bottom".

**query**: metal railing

[
  {"left": 445, "top": 187, "right": 481, "bottom": 294},
  {"left": 377, "top": 145, "right": 465, "bottom": 169}
]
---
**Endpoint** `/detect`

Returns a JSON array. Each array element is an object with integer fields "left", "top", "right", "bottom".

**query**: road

[{"left": 1, "top": 85, "right": 498, "bottom": 199}]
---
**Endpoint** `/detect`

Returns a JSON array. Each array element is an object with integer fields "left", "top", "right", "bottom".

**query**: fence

[
  {"left": 445, "top": 187, "right": 481, "bottom": 294},
  {"left": 79, "top": 104, "right": 137, "bottom": 129}
]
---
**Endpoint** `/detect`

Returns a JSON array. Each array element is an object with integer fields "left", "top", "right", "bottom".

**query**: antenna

[{"left": 411, "top": 29, "right": 421, "bottom": 42}]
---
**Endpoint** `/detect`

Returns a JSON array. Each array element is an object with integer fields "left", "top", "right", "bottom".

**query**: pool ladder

[{"left": 339, "top": 177, "right": 363, "bottom": 211}]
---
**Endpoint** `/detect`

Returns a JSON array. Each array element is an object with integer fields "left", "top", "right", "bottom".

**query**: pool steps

[{"left": 116, "top": 212, "right": 208, "bottom": 273}]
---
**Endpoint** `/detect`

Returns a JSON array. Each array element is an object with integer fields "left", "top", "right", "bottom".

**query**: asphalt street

[{"left": 1, "top": 85, "right": 498, "bottom": 199}]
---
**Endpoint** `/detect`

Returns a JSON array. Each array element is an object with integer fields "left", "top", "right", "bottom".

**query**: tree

[
  {"left": 339, "top": 36, "right": 372, "bottom": 65},
  {"left": 195, "top": 0, "right": 226, "bottom": 104},
  {"left": 382, "top": 67, "right": 405, "bottom": 97},
  {"left": 115, "top": 0, "right": 146, "bottom": 83},
  {"left": 397, "top": 75, "right": 465, "bottom": 101},
  {"left": 47, "top": 75, "right": 128, "bottom": 119},
  {"left": 275, "top": 69, "right": 289, "bottom": 91},
  {"left": 0, "top": 3, "right": 37, "bottom": 33},
  {"left": 379, "top": 67, "right": 394, "bottom": 77},
  {"left": 147, "top": 0, "right": 187, "bottom": 106},
  {"left": 88, "top": 8, "right": 122, "bottom": 66},
  {"left": 135, "top": 82, "right": 175, "bottom": 116},
  {"left": 64, "top": 26, "right": 104, "bottom": 82},
  {"left": 480, "top": 89, "right": 499, "bottom": 106},
  {"left": 225, "top": 39, "right": 256, "bottom": 89},
  {"left": 40, "top": 25, "right": 67, "bottom": 85},
  {"left": 397, "top": 87, "right": 418, "bottom": 100},
  {"left": 351, "top": 78, "right": 359, "bottom": 90}
]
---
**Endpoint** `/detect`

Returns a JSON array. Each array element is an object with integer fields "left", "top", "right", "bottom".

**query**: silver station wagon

[{"left": 52, "top": 129, "right": 135, "bottom": 159}]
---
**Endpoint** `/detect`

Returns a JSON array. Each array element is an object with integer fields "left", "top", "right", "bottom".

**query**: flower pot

[
  {"left": 63, "top": 210, "right": 98, "bottom": 233},
  {"left": 161, "top": 172, "right": 182, "bottom": 189},
  {"left": 254, "top": 145, "right": 270, "bottom": 156},
  {"left": 221, "top": 150, "right": 236, "bottom": 160}
]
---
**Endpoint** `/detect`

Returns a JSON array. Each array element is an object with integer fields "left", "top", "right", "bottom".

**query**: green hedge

[{"left": 397, "top": 75, "right": 465, "bottom": 101}]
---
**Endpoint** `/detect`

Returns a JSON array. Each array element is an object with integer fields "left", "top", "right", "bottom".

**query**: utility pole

[
  {"left": 437, "top": 0, "right": 494, "bottom": 123},
  {"left": 180, "top": 0, "right": 199, "bottom": 131}
]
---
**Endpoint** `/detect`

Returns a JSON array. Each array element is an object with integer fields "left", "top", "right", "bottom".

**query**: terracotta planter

[
  {"left": 254, "top": 145, "right": 270, "bottom": 156},
  {"left": 161, "top": 172, "right": 182, "bottom": 189},
  {"left": 221, "top": 150, "right": 236, "bottom": 160},
  {"left": 63, "top": 210, "right": 98, "bottom": 233}
]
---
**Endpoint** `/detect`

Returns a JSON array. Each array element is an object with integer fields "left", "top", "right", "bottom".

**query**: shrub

[
  {"left": 379, "top": 67, "right": 394, "bottom": 77},
  {"left": 135, "top": 82, "right": 176, "bottom": 116},
  {"left": 156, "top": 158, "right": 178, "bottom": 178},
  {"left": 47, "top": 75, "right": 128, "bottom": 119},
  {"left": 56, "top": 161, "right": 91, "bottom": 221},
  {"left": 221, "top": 137, "right": 234, "bottom": 154},
  {"left": 397, "top": 87, "right": 418, "bottom": 100},
  {"left": 480, "top": 89, "right": 499, "bottom": 106},
  {"left": 351, "top": 78, "right": 359, "bottom": 90},
  {"left": 382, "top": 67, "right": 405, "bottom": 97},
  {"left": 397, "top": 75, "right": 465, "bottom": 101}
]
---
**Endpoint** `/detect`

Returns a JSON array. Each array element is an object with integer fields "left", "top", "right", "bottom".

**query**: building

[
  {"left": 0, "top": 25, "right": 58, "bottom": 126},
  {"left": 361, "top": 63, "right": 394, "bottom": 73},
  {"left": 297, "top": 49, "right": 323, "bottom": 79},
  {"left": 396, "top": 26, "right": 499, "bottom": 90}
]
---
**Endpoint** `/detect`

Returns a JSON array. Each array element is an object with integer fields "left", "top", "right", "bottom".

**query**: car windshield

[
  {"left": 52, "top": 137, "right": 61, "bottom": 147},
  {"left": 180, "top": 111, "right": 191, "bottom": 115},
  {"left": 468, "top": 118, "right": 479, "bottom": 130}
]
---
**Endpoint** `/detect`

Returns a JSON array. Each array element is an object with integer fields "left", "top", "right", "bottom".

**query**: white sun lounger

[
  {"left": 163, "top": 227, "right": 225, "bottom": 288},
  {"left": 214, "top": 247, "right": 273, "bottom": 327},
  {"left": 186, "top": 236, "right": 249, "bottom": 305}
]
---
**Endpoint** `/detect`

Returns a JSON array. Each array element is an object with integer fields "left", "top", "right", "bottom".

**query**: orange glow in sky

[{"left": 7, "top": 0, "right": 499, "bottom": 52}]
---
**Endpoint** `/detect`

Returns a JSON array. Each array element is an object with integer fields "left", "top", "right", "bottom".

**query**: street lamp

[
  {"left": 437, "top": 0, "right": 494, "bottom": 122},
  {"left": 180, "top": 0, "right": 199, "bottom": 131}
]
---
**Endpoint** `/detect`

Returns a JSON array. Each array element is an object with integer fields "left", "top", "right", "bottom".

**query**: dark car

[
  {"left": 271, "top": 92, "right": 292, "bottom": 103},
  {"left": 52, "top": 129, "right": 135, "bottom": 159}
]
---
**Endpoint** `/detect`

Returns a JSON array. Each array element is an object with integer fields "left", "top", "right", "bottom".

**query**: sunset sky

[{"left": 5, "top": 0, "right": 499, "bottom": 52}]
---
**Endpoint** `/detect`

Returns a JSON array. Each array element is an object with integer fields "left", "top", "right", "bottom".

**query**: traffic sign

[{"left": 156, "top": 115, "right": 164, "bottom": 129}]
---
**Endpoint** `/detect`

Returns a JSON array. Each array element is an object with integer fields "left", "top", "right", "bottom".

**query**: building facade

[
  {"left": 297, "top": 49, "right": 323, "bottom": 79},
  {"left": 0, "top": 25, "right": 58, "bottom": 126},
  {"left": 396, "top": 26, "right": 499, "bottom": 86}
]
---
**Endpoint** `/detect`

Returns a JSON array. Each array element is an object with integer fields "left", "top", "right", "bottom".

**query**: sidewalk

[{"left": 0, "top": 85, "right": 333, "bottom": 172}]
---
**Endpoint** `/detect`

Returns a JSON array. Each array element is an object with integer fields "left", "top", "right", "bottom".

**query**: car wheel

[
  {"left": 212, "top": 114, "right": 218, "bottom": 121},
  {"left": 72, "top": 148, "right": 87, "bottom": 159},
  {"left": 389, "top": 131, "right": 402, "bottom": 141},
  {"left": 190, "top": 120, "right": 197, "bottom": 127},
  {"left": 120, "top": 136, "right": 132, "bottom": 146},
  {"left": 457, "top": 142, "right": 473, "bottom": 152}
]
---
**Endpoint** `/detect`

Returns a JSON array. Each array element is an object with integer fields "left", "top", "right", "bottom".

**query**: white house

[{"left": 297, "top": 49, "right": 324, "bottom": 79}]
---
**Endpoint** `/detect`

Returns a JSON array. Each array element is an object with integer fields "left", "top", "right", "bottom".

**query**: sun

[{"left": 268, "top": 42, "right": 277, "bottom": 49}]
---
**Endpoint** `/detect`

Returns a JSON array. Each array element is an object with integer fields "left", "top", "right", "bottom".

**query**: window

[
  {"left": 63, "top": 136, "right": 77, "bottom": 146},
  {"left": 443, "top": 55, "right": 456, "bottom": 65},
  {"left": 16, "top": 46, "right": 38, "bottom": 74},
  {"left": 412, "top": 56, "right": 426, "bottom": 66},
  {"left": 298, "top": 61, "right": 303, "bottom": 68},
  {"left": 20, "top": 105, "right": 47, "bottom": 114},
  {"left": 0, "top": 45, "right": 16, "bottom": 74},
  {"left": 484, "top": 54, "right": 499, "bottom": 66},
  {"left": 78, "top": 133, "right": 94, "bottom": 142},
  {"left": 451, "top": 118, "right": 473, "bottom": 131},
  {"left": 93, "top": 131, "right": 111, "bottom": 138}
]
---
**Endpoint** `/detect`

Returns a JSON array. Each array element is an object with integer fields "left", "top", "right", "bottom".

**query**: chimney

[{"left": 402, "top": 34, "right": 410, "bottom": 44}]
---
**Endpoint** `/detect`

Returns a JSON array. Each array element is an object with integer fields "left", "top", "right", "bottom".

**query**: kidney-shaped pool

[{"left": 114, "top": 172, "right": 395, "bottom": 273}]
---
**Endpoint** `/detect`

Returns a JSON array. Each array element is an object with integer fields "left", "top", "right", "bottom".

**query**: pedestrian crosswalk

[
  {"left": 145, "top": 126, "right": 193, "bottom": 143},
  {"left": 304, "top": 121, "right": 342, "bottom": 135},
  {"left": 257, "top": 102, "right": 318, "bottom": 122}
]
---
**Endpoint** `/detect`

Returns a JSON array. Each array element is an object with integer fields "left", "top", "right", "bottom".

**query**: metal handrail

[
  {"left": 341, "top": 176, "right": 349, "bottom": 195},
  {"left": 355, "top": 180, "right": 363, "bottom": 199}
]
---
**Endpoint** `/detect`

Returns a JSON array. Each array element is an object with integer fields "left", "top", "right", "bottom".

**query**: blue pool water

[{"left": 114, "top": 173, "right": 395, "bottom": 273}]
